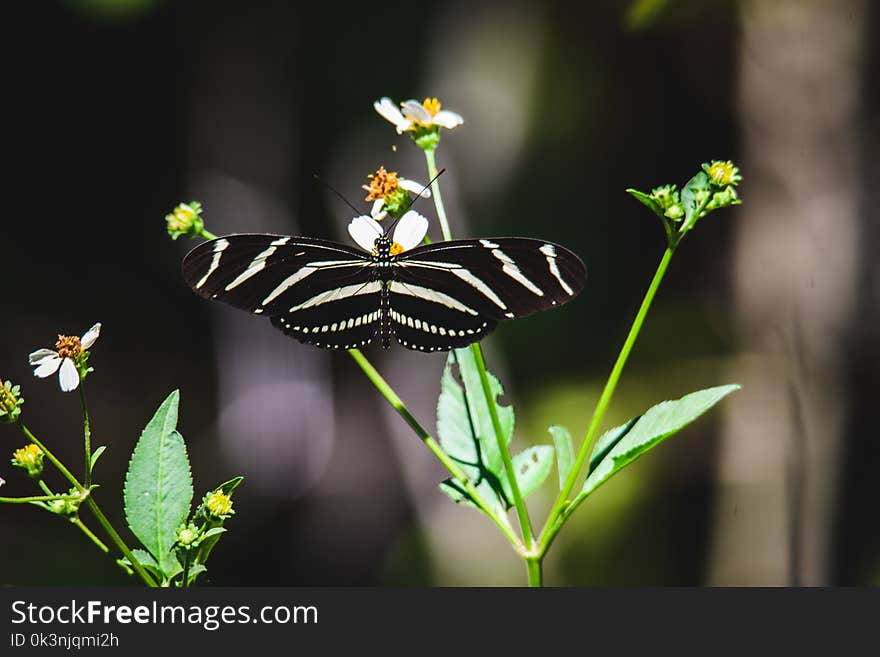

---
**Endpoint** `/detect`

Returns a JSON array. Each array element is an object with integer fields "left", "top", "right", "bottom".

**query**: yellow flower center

[
  {"left": 0, "top": 383, "right": 13, "bottom": 411},
  {"left": 205, "top": 490, "right": 233, "bottom": 516},
  {"left": 167, "top": 203, "right": 197, "bottom": 231},
  {"left": 708, "top": 161, "right": 736, "bottom": 186},
  {"left": 390, "top": 242, "right": 405, "bottom": 256},
  {"left": 422, "top": 97, "right": 442, "bottom": 116},
  {"left": 362, "top": 166, "right": 400, "bottom": 202},
  {"left": 55, "top": 335, "right": 82, "bottom": 360},
  {"left": 14, "top": 444, "right": 41, "bottom": 468}
]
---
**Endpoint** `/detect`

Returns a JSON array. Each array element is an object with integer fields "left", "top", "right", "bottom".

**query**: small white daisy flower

[
  {"left": 374, "top": 97, "right": 464, "bottom": 134},
  {"left": 348, "top": 210, "right": 429, "bottom": 254},
  {"left": 28, "top": 322, "right": 101, "bottom": 393}
]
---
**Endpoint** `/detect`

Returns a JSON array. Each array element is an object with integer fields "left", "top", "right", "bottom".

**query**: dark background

[{"left": 2, "top": 0, "right": 877, "bottom": 585}]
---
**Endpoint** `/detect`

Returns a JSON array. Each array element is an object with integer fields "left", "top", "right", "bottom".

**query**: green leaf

[
  {"left": 449, "top": 348, "right": 514, "bottom": 477},
  {"left": 123, "top": 390, "right": 194, "bottom": 575},
  {"left": 117, "top": 548, "right": 163, "bottom": 582},
  {"left": 185, "top": 563, "right": 207, "bottom": 586},
  {"left": 214, "top": 476, "right": 244, "bottom": 496},
  {"left": 588, "top": 417, "right": 640, "bottom": 475},
  {"left": 436, "top": 349, "right": 514, "bottom": 511},
  {"left": 681, "top": 171, "right": 710, "bottom": 224},
  {"left": 548, "top": 426, "right": 574, "bottom": 489},
  {"left": 578, "top": 385, "right": 739, "bottom": 501},
  {"left": 501, "top": 446, "right": 555, "bottom": 501},
  {"left": 626, "top": 188, "right": 664, "bottom": 219},
  {"left": 89, "top": 445, "right": 107, "bottom": 472}
]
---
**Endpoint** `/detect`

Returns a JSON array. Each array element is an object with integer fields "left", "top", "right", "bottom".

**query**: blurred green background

[{"left": 2, "top": 0, "right": 877, "bottom": 585}]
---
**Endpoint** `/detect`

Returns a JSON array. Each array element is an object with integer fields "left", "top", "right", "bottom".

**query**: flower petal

[
  {"left": 29, "top": 348, "right": 58, "bottom": 367},
  {"left": 374, "top": 97, "right": 407, "bottom": 128},
  {"left": 0, "top": 477, "right": 5, "bottom": 488},
  {"left": 348, "top": 215, "right": 384, "bottom": 252},
  {"left": 33, "top": 354, "right": 62, "bottom": 378},
  {"left": 370, "top": 199, "right": 386, "bottom": 218},
  {"left": 399, "top": 178, "right": 432, "bottom": 198},
  {"left": 394, "top": 118, "right": 413, "bottom": 134},
  {"left": 392, "top": 211, "right": 429, "bottom": 251},
  {"left": 400, "top": 100, "right": 432, "bottom": 124},
  {"left": 432, "top": 110, "right": 464, "bottom": 129},
  {"left": 58, "top": 358, "right": 80, "bottom": 392},
  {"left": 80, "top": 322, "right": 101, "bottom": 349}
]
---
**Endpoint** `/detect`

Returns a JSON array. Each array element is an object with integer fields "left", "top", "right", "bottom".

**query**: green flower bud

[
  {"left": 702, "top": 160, "right": 742, "bottom": 187},
  {"left": 11, "top": 444, "right": 43, "bottom": 478},
  {"left": 166, "top": 201, "right": 205, "bottom": 240},
  {"left": 665, "top": 204, "right": 684, "bottom": 221},
  {"left": 203, "top": 490, "right": 234, "bottom": 520},
  {"left": 0, "top": 380, "right": 24, "bottom": 424},
  {"left": 49, "top": 488, "right": 83, "bottom": 517},
  {"left": 176, "top": 523, "right": 200, "bottom": 547}
]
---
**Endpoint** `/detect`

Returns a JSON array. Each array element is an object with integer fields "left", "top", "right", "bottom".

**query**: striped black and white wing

[
  {"left": 390, "top": 238, "right": 586, "bottom": 352},
  {"left": 182, "top": 234, "right": 381, "bottom": 349}
]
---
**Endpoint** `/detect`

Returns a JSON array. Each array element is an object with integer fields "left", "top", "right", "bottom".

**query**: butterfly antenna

[
  {"left": 313, "top": 174, "right": 362, "bottom": 216},
  {"left": 385, "top": 168, "right": 446, "bottom": 235}
]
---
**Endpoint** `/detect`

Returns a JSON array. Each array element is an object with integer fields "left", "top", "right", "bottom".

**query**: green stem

[
  {"left": 537, "top": 245, "right": 676, "bottom": 554},
  {"left": 72, "top": 517, "right": 109, "bottom": 553},
  {"left": 423, "top": 146, "right": 536, "bottom": 557},
  {"left": 181, "top": 549, "right": 192, "bottom": 588},
  {"left": 21, "top": 423, "right": 83, "bottom": 493},
  {"left": 85, "top": 498, "right": 157, "bottom": 587},
  {"left": 0, "top": 494, "right": 77, "bottom": 503},
  {"left": 79, "top": 383, "right": 92, "bottom": 487},
  {"left": 199, "top": 228, "right": 218, "bottom": 240},
  {"left": 526, "top": 557, "right": 543, "bottom": 587},
  {"left": 19, "top": 422, "right": 157, "bottom": 587},
  {"left": 470, "top": 343, "right": 535, "bottom": 549},
  {"left": 347, "top": 348, "right": 521, "bottom": 550},
  {"left": 423, "top": 149, "right": 452, "bottom": 242}
]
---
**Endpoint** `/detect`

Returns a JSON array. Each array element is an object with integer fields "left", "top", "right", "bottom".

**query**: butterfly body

[{"left": 183, "top": 229, "right": 586, "bottom": 352}]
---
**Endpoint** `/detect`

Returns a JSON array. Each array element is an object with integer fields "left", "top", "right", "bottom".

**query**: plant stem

[
  {"left": 423, "top": 149, "right": 452, "bottom": 242},
  {"left": 19, "top": 422, "right": 157, "bottom": 587},
  {"left": 526, "top": 557, "right": 543, "bottom": 587},
  {"left": 79, "top": 383, "right": 92, "bottom": 487},
  {"left": 347, "top": 348, "right": 522, "bottom": 550},
  {"left": 537, "top": 246, "right": 676, "bottom": 554},
  {"left": 72, "top": 517, "right": 109, "bottom": 553},
  {"left": 199, "top": 228, "right": 217, "bottom": 240},
  {"left": 423, "top": 146, "right": 537, "bottom": 560},
  {"left": 470, "top": 344, "right": 535, "bottom": 549},
  {"left": 181, "top": 549, "right": 192, "bottom": 588},
  {"left": 85, "top": 498, "right": 157, "bottom": 587},
  {"left": 0, "top": 494, "right": 77, "bottom": 503},
  {"left": 21, "top": 423, "right": 83, "bottom": 493}
]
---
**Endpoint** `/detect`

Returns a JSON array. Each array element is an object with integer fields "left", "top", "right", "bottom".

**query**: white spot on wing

[
  {"left": 288, "top": 280, "right": 382, "bottom": 312},
  {"left": 196, "top": 239, "right": 229, "bottom": 289},
  {"left": 492, "top": 249, "right": 544, "bottom": 296},
  {"left": 390, "top": 281, "right": 478, "bottom": 316},
  {"left": 540, "top": 243, "right": 574, "bottom": 295}
]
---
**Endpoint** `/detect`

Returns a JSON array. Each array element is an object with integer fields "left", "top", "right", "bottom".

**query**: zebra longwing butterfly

[{"left": 181, "top": 211, "right": 586, "bottom": 352}]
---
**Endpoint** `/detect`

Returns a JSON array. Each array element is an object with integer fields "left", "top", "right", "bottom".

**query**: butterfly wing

[
  {"left": 390, "top": 238, "right": 586, "bottom": 351},
  {"left": 182, "top": 234, "right": 380, "bottom": 349}
]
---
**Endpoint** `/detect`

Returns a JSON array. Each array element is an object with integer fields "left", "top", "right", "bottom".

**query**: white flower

[
  {"left": 348, "top": 211, "right": 429, "bottom": 254},
  {"left": 28, "top": 323, "right": 101, "bottom": 393},
  {"left": 374, "top": 97, "right": 464, "bottom": 134}
]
